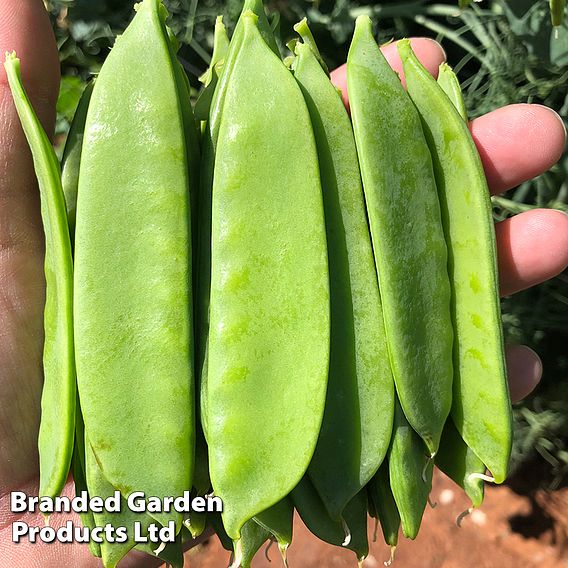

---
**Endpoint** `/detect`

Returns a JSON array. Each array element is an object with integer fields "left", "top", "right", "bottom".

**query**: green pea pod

[
  {"left": 239, "top": 520, "right": 272, "bottom": 568},
  {"left": 551, "top": 0, "right": 566, "bottom": 27},
  {"left": 291, "top": 30, "right": 394, "bottom": 522},
  {"left": 399, "top": 40, "right": 512, "bottom": 484},
  {"left": 209, "top": 512, "right": 233, "bottom": 552},
  {"left": 389, "top": 399, "right": 433, "bottom": 540},
  {"left": 347, "top": 16, "right": 453, "bottom": 456},
  {"left": 291, "top": 476, "right": 369, "bottom": 561},
  {"left": 254, "top": 497, "right": 294, "bottom": 560},
  {"left": 195, "top": 16, "right": 230, "bottom": 121},
  {"left": 434, "top": 62, "right": 487, "bottom": 511},
  {"left": 61, "top": 81, "right": 93, "bottom": 242},
  {"left": 4, "top": 53, "right": 76, "bottom": 502},
  {"left": 74, "top": 0, "right": 194, "bottom": 529},
  {"left": 436, "top": 63, "right": 467, "bottom": 120},
  {"left": 368, "top": 463, "right": 400, "bottom": 549},
  {"left": 435, "top": 420, "right": 484, "bottom": 509},
  {"left": 293, "top": 18, "right": 328, "bottom": 74},
  {"left": 207, "top": 12, "right": 329, "bottom": 541},
  {"left": 72, "top": 404, "right": 101, "bottom": 558}
]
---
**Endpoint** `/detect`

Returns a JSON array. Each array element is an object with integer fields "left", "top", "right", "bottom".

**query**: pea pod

[
  {"left": 347, "top": 16, "right": 453, "bottom": 456},
  {"left": 207, "top": 12, "right": 329, "bottom": 540},
  {"left": 4, "top": 53, "right": 76, "bottom": 502},
  {"left": 435, "top": 62, "right": 486, "bottom": 511},
  {"left": 61, "top": 81, "right": 93, "bottom": 242},
  {"left": 291, "top": 476, "right": 369, "bottom": 561},
  {"left": 368, "top": 463, "right": 400, "bottom": 550},
  {"left": 239, "top": 520, "right": 272, "bottom": 568},
  {"left": 399, "top": 39, "right": 512, "bottom": 484},
  {"left": 74, "top": 0, "right": 195, "bottom": 529},
  {"left": 389, "top": 399, "right": 433, "bottom": 540},
  {"left": 291, "top": 23, "right": 393, "bottom": 522},
  {"left": 254, "top": 497, "right": 294, "bottom": 560}
]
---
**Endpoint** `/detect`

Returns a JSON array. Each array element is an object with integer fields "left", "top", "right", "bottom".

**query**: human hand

[{"left": 0, "top": 4, "right": 566, "bottom": 566}]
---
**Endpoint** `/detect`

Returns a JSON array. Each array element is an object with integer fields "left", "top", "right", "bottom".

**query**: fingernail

[{"left": 418, "top": 37, "right": 447, "bottom": 62}]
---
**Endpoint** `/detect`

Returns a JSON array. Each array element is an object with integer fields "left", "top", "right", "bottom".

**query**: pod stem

[
  {"left": 372, "top": 517, "right": 379, "bottom": 543},
  {"left": 340, "top": 516, "right": 352, "bottom": 546},
  {"left": 264, "top": 538, "right": 274, "bottom": 561},
  {"left": 467, "top": 472, "right": 495, "bottom": 483},
  {"left": 456, "top": 506, "right": 475, "bottom": 527},
  {"left": 153, "top": 540, "right": 167, "bottom": 556},
  {"left": 278, "top": 543, "right": 289, "bottom": 568},
  {"left": 384, "top": 545, "right": 397, "bottom": 566},
  {"left": 230, "top": 539, "right": 243, "bottom": 568}
]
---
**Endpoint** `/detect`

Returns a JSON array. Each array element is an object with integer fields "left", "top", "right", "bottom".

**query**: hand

[{"left": 0, "top": 4, "right": 566, "bottom": 565}]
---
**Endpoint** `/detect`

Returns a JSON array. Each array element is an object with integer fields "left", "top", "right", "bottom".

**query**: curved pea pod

[
  {"left": 207, "top": 13, "right": 330, "bottom": 541},
  {"left": 368, "top": 463, "right": 400, "bottom": 549},
  {"left": 74, "top": 0, "right": 195, "bottom": 529},
  {"left": 254, "top": 497, "right": 294, "bottom": 561},
  {"left": 389, "top": 399, "right": 433, "bottom": 540},
  {"left": 291, "top": 476, "right": 369, "bottom": 561},
  {"left": 347, "top": 16, "right": 453, "bottom": 457},
  {"left": 4, "top": 53, "right": 76, "bottom": 502},
  {"left": 435, "top": 420, "right": 485, "bottom": 509},
  {"left": 291, "top": 27, "right": 394, "bottom": 522},
  {"left": 399, "top": 39, "right": 512, "bottom": 484},
  {"left": 61, "top": 81, "right": 93, "bottom": 242}
]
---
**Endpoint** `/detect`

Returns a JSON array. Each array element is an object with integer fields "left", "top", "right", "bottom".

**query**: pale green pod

[
  {"left": 207, "top": 13, "right": 329, "bottom": 540},
  {"left": 74, "top": 0, "right": 195, "bottom": 528},
  {"left": 4, "top": 53, "right": 76, "bottom": 502}
]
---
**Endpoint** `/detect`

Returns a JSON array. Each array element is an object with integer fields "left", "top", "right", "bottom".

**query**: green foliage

[{"left": 46, "top": 0, "right": 567, "bottom": 485}]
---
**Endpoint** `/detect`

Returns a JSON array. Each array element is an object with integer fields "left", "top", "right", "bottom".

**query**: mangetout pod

[{"left": 74, "top": 0, "right": 195, "bottom": 529}]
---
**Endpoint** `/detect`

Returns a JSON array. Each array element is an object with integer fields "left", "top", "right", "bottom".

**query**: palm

[{"left": 0, "top": 2, "right": 567, "bottom": 566}]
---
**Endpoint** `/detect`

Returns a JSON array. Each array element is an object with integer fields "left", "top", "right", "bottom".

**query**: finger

[
  {"left": 470, "top": 104, "right": 566, "bottom": 195},
  {"left": 506, "top": 345, "right": 542, "bottom": 403},
  {"left": 496, "top": 208, "right": 568, "bottom": 297},
  {"left": 330, "top": 37, "right": 446, "bottom": 109},
  {"left": 0, "top": 0, "right": 59, "bottom": 492}
]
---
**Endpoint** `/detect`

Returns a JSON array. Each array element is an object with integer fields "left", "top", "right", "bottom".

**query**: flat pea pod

[
  {"left": 435, "top": 419, "right": 484, "bottom": 509},
  {"left": 61, "top": 81, "right": 93, "bottom": 242},
  {"left": 291, "top": 26, "right": 394, "bottom": 522},
  {"left": 368, "top": 463, "right": 400, "bottom": 550},
  {"left": 291, "top": 476, "right": 369, "bottom": 561},
  {"left": 347, "top": 16, "right": 453, "bottom": 456},
  {"left": 551, "top": 0, "right": 566, "bottom": 27},
  {"left": 207, "top": 12, "right": 330, "bottom": 540},
  {"left": 74, "top": 0, "right": 194, "bottom": 529},
  {"left": 239, "top": 519, "right": 272, "bottom": 568},
  {"left": 399, "top": 39, "right": 512, "bottom": 484},
  {"left": 389, "top": 399, "right": 433, "bottom": 540},
  {"left": 4, "top": 53, "right": 76, "bottom": 502},
  {"left": 434, "top": 62, "right": 486, "bottom": 511}
]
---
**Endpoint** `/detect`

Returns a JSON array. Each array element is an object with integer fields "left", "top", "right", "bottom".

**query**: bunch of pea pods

[{"left": 4, "top": 0, "right": 512, "bottom": 566}]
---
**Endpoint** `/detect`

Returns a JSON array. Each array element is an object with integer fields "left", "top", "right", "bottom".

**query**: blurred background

[{"left": 44, "top": 0, "right": 568, "bottom": 564}]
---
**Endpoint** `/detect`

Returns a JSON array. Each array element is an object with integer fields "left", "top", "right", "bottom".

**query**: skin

[{"left": 0, "top": 1, "right": 566, "bottom": 565}]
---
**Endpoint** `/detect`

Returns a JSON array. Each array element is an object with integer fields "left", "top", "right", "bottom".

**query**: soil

[{"left": 183, "top": 467, "right": 568, "bottom": 568}]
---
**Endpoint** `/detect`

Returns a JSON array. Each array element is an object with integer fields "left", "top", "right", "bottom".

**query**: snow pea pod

[
  {"left": 61, "top": 81, "right": 93, "bottom": 242},
  {"left": 74, "top": 0, "right": 194, "bottom": 529},
  {"left": 240, "top": 520, "right": 271, "bottom": 568},
  {"left": 291, "top": 25, "right": 393, "bottom": 522},
  {"left": 4, "top": 53, "right": 76, "bottom": 502},
  {"left": 399, "top": 40, "right": 512, "bottom": 484},
  {"left": 434, "top": 62, "right": 486, "bottom": 510},
  {"left": 207, "top": 13, "right": 329, "bottom": 541},
  {"left": 254, "top": 497, "right": 294, "bottom": 559},
  {"left": 347, "top": 16, "right": 453, "bottom": 456},
  {"left": 389, "top": 399, "right": 433, "bottom": 540},
  {"left": 291, "top": 476, "right": 369, "bottom": 561},
  {"left": 368, "top": 463, "right": 400, "bottom": 551}
]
